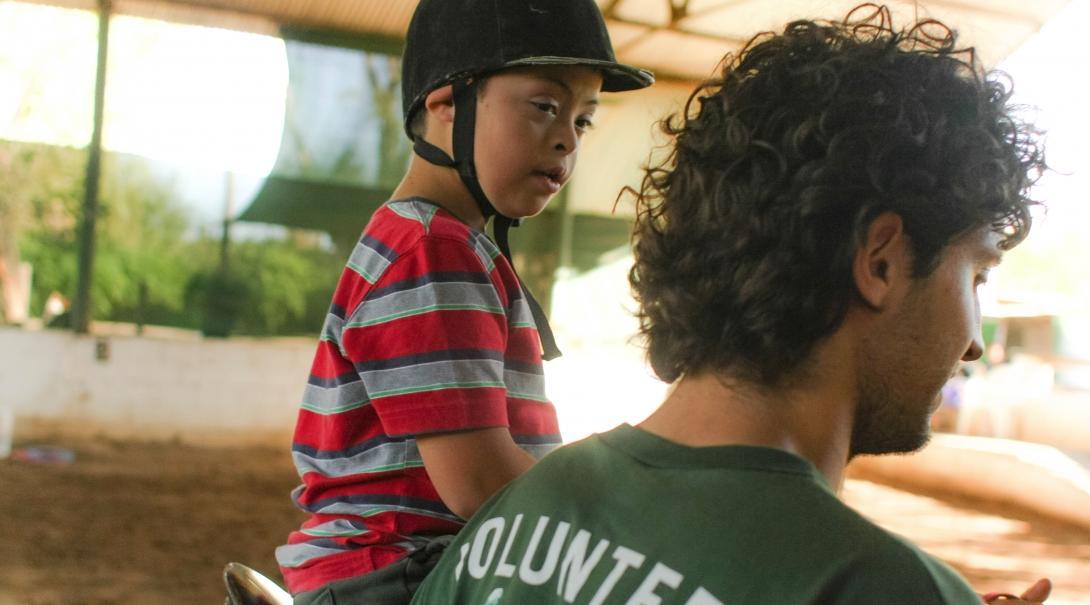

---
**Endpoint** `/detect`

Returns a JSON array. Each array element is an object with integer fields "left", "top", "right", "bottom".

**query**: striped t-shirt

[{"left": 276, "top": 198, "right": 562, "bottom": 594}]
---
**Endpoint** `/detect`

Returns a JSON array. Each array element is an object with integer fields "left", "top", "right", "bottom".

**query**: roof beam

[
  {"left": 906, "top": 0, "right": 1049, "bottom": 27},
  {"left": 608, "top": 16, "right": 750, "bottom": 52}
]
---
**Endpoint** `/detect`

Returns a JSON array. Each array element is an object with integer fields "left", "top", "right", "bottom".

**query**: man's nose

[{"left": 962, "top": 333, "right": 984, "bottom": 362}]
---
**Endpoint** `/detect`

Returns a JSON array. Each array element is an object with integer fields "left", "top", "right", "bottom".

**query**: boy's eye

[
  {"left": 533, "top": 101, "right": 559, "bottom": 115},
  {"left": 974, "top": 269, "right": 990, "bottom": 287},
  {"left": 576, "top": 116, "right": 595, "bottom": 131}
]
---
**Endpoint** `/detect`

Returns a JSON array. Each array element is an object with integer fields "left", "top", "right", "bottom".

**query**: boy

[
  {"left": 276, "top": 1, "right": 653, "bottom": 602},
  {"left": 410, "top": 6, "right": 1053, "bottom": 605}
]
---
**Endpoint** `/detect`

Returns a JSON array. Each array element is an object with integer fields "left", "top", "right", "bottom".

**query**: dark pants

[{"left": 293, "top": 536, "right": 453, "bottom": 605}]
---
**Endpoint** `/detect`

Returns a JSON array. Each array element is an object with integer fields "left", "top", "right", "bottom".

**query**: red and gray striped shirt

[{"left": 276, "top": 198, "right": 562, "bottom": 594}]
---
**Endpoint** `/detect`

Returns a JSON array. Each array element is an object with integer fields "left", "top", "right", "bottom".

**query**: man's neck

[
  {"left": 391, "top": 155, "right": 486, "bottom": 230},
  {"left": 638, "top": 362, "right": 856, "bottom": 491}
]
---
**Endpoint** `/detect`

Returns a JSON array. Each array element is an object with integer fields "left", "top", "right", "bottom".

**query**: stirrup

[{"left": 223, "top": 562, "right": 292, "bottom": 605}]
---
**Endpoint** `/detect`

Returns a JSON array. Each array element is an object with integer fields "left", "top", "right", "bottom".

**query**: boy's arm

[{"left": 417, "top": 427, "right": 538, "bottom": 520}]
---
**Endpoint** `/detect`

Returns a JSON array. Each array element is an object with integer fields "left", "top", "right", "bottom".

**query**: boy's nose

[{"left": 553, "top": 122, "right": 579, "bottom": 154}]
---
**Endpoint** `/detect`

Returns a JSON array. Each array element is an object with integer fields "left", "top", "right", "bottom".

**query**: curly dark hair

[{"left": 629, "top": 4, "right": 1045, "bottom": 385}]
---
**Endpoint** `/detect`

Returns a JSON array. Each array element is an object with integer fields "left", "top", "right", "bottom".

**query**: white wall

[
  {"left": 0, "top": 327, "right": 313, "bottom": 447},
  {"left": 3, "top": 323, "right": 1086, "bottom": 452}
]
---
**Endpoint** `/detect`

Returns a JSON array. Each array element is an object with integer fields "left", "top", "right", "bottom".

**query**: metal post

[
  {"left": 220, "top": 171, "right": 235, "bottom": 272},
  {"left": 547, "top": 186, "right": 575, "bottom": 317},
  {"left": 71, "top": 0, "right": 111, "bottom": 334},
  {"left": 556, "top": 187, "right": 575, "bottom": 272}
]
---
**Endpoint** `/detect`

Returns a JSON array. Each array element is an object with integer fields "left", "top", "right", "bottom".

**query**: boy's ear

[
  {"left": 853, "top": 212, "right": 910, "bottom": 310},
  {"left": 424, "top": 85, "right": 456, "bottom": 125}
]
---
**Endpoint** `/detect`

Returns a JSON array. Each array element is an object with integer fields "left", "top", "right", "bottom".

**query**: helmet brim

[
  {"left": 502, "top": 56, "right": 655, "bottom": 92},
  {"left": 403, "top": 56, "right": 655, "bottom": 140}
]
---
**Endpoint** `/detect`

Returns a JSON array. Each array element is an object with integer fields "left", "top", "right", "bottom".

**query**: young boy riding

[{"left": 276, "top": 1, "right": 653, "bottom": 603}]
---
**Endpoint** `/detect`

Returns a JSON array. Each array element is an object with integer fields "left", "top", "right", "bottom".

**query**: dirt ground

[
  {"left": 1, "top": 436, "right": 1089, "bottom": 605},
  {"left": 0, "top": 437, "right": 305, "bottom": 605}
]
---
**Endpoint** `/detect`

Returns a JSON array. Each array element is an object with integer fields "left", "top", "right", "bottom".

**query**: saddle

[{"left": 223, "top": 562, "right": 292, "bottom": 605}]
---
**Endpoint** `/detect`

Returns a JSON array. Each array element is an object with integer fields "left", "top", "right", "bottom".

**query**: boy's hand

[
  {"left": 982, "top": 578, "right": 1052, "bottom": 604},
  {"left": 417, "top": 427, "right": 537, "bottom": 520}
]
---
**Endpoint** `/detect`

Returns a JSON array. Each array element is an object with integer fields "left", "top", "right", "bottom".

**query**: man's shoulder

[
  {"left": 795, "top": 503, "right": 979, "bottom": 604},
  {"left": 817, "top": 529, "right": 979, "bottom": 604}
]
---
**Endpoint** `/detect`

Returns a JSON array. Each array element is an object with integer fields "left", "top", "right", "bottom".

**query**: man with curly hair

[{"left": 411, "top": 6, "right": 1053, "bottom": 604}]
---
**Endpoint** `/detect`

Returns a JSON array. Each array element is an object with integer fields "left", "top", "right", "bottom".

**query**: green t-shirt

[{"left": 411, "top": 424, "right": 981, "bottom": 605}]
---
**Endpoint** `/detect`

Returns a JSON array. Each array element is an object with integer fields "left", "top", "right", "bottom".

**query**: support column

[
  {"left": 71, "top": 0, "right": 111, "bottom": 334},
  {"left": 220, "top": 171, "right": 235, "bottom": 272}
]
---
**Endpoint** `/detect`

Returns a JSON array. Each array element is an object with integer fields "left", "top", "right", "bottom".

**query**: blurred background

[{"left": 0, "top": 0, "right": 1088, "bottom": 603}]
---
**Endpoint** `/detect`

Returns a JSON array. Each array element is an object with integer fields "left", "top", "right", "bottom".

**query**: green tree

[
  {"left": 4, "top": 140, "right": 346, "bottom": 336},
  {"left": 2, "top": 141, "right": 192, "bottom": 326},
  {"left": 0, "top": 141, "right": 84, "bottom": 324},
  {"left": 93, "top": 153, "right": 193, "bottom": 323},
  {"left": 186, "top": 236, "right": 341, "bottom": 337}
]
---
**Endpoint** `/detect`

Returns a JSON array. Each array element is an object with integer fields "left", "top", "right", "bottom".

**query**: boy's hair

[
  {"left": 408, "top": 106, "right": 427, "bottom": 140},
  {"left": 629, "top": 4, "right": 1046, "bottom": 385}
]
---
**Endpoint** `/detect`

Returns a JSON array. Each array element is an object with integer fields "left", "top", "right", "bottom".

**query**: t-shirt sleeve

[
  {"left": 818, "top": 540, "right": 982, "bottom": 605},
  {"left": 340, "top": 234, "right": 512, "bottom": 437}
]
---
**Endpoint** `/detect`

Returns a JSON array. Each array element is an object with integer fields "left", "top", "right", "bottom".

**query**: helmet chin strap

[{"left": 411, "top": 79, "right": 562, "bottom": 361}]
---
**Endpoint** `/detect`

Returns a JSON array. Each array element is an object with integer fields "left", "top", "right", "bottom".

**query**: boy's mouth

[{"left": 533, "top": 166, "right": 567, "bottom": 188}]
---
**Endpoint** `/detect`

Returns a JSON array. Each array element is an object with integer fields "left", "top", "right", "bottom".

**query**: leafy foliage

[
  {"left": 1, "top": 140, "right": 345, "bottom": 336},
  {"left": 185, "top": 238, "right": 341, "bottom": 336}
]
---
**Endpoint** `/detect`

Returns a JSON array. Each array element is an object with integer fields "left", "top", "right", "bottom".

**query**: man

[{"left": 411, "top": 5, "right": 1051, "bottom": 604}]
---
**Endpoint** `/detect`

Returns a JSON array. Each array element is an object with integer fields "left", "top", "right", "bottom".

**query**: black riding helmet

[
  {"left": 402, "top": 0, "right": 653, "bottom": 134},
  {"left": 401, "top": 0, "right": 654, "bottom": 360}
]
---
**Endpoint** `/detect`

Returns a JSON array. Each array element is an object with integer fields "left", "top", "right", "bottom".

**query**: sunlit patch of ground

[{"left": 0, "top": 436, "right": 1087, "bottom": 603}]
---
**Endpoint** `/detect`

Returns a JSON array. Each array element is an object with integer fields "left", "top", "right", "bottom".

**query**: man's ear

[
  {"left": 424, "top": 85, "right": 456, "bottom": 125},
  {"left": 853, "top": 212, "right": 910, "bottom": 310}
]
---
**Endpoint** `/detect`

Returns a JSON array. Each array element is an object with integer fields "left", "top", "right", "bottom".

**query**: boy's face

[{"left": 473, "top": 65, "right": 603, "bottom": 219}]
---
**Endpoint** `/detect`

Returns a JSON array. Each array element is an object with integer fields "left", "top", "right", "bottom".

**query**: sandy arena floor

[{"left": 0, "top": 436, "right": 1088, "bottom": 604}]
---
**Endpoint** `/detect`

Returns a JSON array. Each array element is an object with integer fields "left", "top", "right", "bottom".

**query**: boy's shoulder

[{"left": 366, "top": 197, "right": 499, "bottom": 260}]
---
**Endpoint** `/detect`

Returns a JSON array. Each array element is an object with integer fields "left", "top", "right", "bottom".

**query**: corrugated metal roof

[{"left": 20, "top": 0, "right": 1074, "bottom": 79}]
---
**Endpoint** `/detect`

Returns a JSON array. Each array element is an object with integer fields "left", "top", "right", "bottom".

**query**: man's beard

[{"left": 849, "top": 366, "right": 935, "bottom": 459}]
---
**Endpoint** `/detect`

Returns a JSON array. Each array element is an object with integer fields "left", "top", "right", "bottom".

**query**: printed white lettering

[
  {"left": 455, "top": 517, "right": 726, "bottom": 605},
  {"left": 625, "top": 562, "right": 684, "bottom": 605},
  {"left": 454, "top": 542, "right": 470, "bottom": 581},
  {"left": 557, "top": 530, "right": 610, "bottom": 603},
  {"left": 519, "top": 517, "right": 571, "bottom": 585},
  {"left": 468, "top": 517, "right": 506, "bottom": 579},
  {"left": 495, "top": 514, "right": 524, "bottom": 578},
  {"left": 683, "top": 587, "right": 726, "bottom": 605},
  {"left": 588, "top": 545, "right": 646, "bottom": 605}
]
